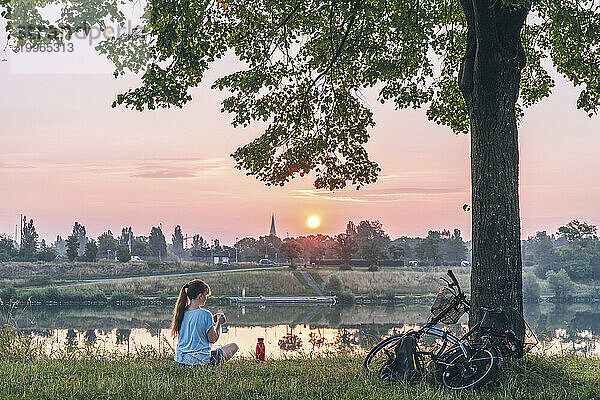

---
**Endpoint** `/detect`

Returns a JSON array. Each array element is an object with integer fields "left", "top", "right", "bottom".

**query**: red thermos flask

[{"left": 255, "top": 338, "right": 266, "bottom": 361}]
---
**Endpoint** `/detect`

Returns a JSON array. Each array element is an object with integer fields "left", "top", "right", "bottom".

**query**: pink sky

[{"left": 1, "top": 50, "right": 599, "bottom": 244}]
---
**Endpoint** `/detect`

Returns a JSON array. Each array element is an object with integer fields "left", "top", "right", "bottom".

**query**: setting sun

[{"left": 306, "top": 215, "right": 321, "bottom": 229}]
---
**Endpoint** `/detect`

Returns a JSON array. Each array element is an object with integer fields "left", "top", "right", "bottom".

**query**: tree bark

[{"left": 459, "top": 0, "right": 528, "bottom": 340}]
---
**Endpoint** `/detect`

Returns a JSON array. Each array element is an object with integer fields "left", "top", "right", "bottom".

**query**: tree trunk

[{"left": 459, "top": 0, "right": 528, "bottom": 340}]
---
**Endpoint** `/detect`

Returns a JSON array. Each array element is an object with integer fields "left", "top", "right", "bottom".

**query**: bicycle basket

[{"left": 430, "top": 288, "right": 465, "bottom": 324}]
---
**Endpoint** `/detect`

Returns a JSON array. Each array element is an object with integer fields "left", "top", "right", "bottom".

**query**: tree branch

[
  {"left": 458, "top": 0, "right": 476, "bottom": 99},
  {"left": 275, "top": 1, "right": 302, "bottom": 31},
  {"left": 294, "top": 9, "right": 357, "bottom": 126}
]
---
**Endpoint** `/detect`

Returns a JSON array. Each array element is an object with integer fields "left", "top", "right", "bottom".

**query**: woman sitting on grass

[{"left": 171, "top": 279, "right": 238, "bottom": 365}]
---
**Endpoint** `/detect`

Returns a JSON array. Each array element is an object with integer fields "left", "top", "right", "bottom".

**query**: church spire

[{"left": 269, "top": 214, "right": 277, "bottom": 236}]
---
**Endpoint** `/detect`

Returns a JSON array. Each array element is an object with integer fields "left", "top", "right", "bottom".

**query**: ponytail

[
  {"left": 170, "top": 285, "right": 188, "bottom": 338},
  {"left": 170, "top": 279, "right": 211, "bottom": 338}
]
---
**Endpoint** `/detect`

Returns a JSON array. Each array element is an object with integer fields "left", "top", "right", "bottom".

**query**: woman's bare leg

[{"left": 220, "top": 343, "right": 238, "bottom": 361}]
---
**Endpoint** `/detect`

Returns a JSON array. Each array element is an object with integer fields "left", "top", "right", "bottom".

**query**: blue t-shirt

[{"left": 174, "top": 308, "right": 214, "bottom": 365}]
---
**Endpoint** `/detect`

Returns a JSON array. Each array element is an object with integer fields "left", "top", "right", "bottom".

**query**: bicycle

[{"left": 363, "top": 269, "right": 531, "bottom": 390}]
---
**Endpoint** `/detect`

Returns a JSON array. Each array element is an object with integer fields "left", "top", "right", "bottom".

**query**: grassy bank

[
  {"left": 0, "top": 260, "right": 268, "bottom": 288},
  {"left": 3, "top": 261, "right": 600, "bottom": 302},
  {"left": 0, "top": 270, "right": 308, "bottom": 304},
  {"left": 2, "top": 269, "right": 453, "bottom": 305},
  {"left": 84, "top": 270, "right": 307, "bottom": 297},
  {"left": 4, "top": 266, "right": 599, "bottom": 306},
  {"left": 320, "top": 268, "right": 472, "bottom": 296},
  {"left": 0, "top": 354, "right": 598, "bottom": 399}
]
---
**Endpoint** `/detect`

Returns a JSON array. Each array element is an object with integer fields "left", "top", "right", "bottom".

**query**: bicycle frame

[
  {"left": 412, "top": 270, "right": 493, "bottom": 361},
  {"left": 363, "top": 269, "right": 523, "bottom": 389}
]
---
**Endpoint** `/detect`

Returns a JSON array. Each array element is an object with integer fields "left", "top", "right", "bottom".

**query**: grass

[
  {"left": 291, "top": 271, "right": 320, "bottom": 295},
  {"left": 5, "top": 264, "right": 598, "bottom": 306},
  {"left": 0, "top": 260, "right": 268, "bottom": 287},
  {"left": 308, "top": 270, "right": 325, "bottom": 289},
  {"left": 0, "top": 354, "right": 598, "bottom": 399},
  {"left": 3, "top": 261, "right": 600, "bottom": 304},
  {"left": 1, "top": 270, "right": 308, "bottom": 304},
  {"left": 317, "top": 268, "right": 472, "bottom": 296},
  {"left": 65, "top": 268, "right": 467, "bottom": 302},
  {"left": 85, "top": 270, "right": 308, "bottom": 297}
]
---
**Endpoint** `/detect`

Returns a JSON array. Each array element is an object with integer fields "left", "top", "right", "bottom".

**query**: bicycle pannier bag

[{"left": 379, "top": 335, "right": 421, "bottom": 382}]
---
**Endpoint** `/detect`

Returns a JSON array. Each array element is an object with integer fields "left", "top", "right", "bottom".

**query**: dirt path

[
  {"left": 299, "top": 270, "right": 324, "bottom": 296},
  {"left": 56, "top": 266, "right": 287, "bottom": 288}
]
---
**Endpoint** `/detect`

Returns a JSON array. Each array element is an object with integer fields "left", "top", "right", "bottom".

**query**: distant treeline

[
  {"left": 521, "top": 220, "right": 600, "bottom": 282},
  {"left": 3, "top": 218, "right": 597, "bottom": 274},
  {"left": 0, "top": 218, "right": 470, "bottom": 269}
]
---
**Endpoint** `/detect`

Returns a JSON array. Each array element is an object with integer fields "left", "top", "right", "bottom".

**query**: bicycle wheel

[
  {"left": 436, "top": 346, "right": 501, "bottom": 390},
  {"left": 363, "top": 334, "right": 407, "bottom": 373}
]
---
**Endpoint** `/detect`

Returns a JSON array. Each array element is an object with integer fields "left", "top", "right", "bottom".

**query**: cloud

[
  {"left": 292, "top": 187, "right": 466, "bottom": 203},
  {"left": 132, "top": 166, "right": 198, "bottom": 179},
  {"left": 364, "top": 187, "right": 466, "bottom": 196},
  {"left": 130, "top": 158, "right": 229, "bottom": 179},
  {"left": 0, "top": 155, "right": 230, "bottom": 179},
  {"left": 0, "top": 161, "right": 32, "bottom": 169},
  {"left": 292, "top": 189, "right": 369, "bottom": 203}
]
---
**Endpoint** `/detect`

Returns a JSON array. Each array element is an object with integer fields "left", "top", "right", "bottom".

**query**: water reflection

[
  {"left": 8, "top": 302, "right": 600, "bottom": 358},
  {"left": 308, "top": 330, "right": 326, "bottom": 351},
  {"left": 84, "top": 330, "right": 97, "bottom": 346},
  {"left": 66, "top": 329, "right": 77, "bottom": 348},
  {"left": 278, "top": 327, "right": 303, "bottom": 351}
]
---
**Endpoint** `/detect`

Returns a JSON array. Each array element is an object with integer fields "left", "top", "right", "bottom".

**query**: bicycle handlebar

[{"left": 447, "top": 270, "right": 461, "bottom": 294}]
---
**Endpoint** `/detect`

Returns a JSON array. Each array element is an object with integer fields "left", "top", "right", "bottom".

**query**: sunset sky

[{"left": 1, "top": 37, "right": 599, "bottom": 245}]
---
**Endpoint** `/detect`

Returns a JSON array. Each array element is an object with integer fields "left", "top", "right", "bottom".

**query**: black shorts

[{"left": 209, "top": 348, "right": 224, "bottom": 365}]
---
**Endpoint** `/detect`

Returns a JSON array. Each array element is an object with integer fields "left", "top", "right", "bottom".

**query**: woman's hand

[{"left": 214, "top": 313, "right": 226, "bottom": 324}]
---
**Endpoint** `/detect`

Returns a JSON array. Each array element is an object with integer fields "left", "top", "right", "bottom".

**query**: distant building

[
  {"left": 270, "top": 214, "right": 277, "bottom": 237},
  {"left": 214, "top": 255, "right": 229, "bottom": 264}
]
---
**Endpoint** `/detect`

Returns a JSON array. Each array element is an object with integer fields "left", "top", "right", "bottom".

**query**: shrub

[
  {"left": 110, "top": 291, "right": 138, "bottom": 303},
  {"left": 522, "top": 272, "right": 541, "bottom": 302},
  {"left": 367, "top": 264, "right": 379, "bottom": 272},
  {"left": 585, "top": 286, "right": 600, "bottom": 300},
  {"left": 366, "top": 290, "right": 377, "bottom": 300},
  {"left": 29, "top": 274, "right": 51, "bottom": 286},
  {"left": 36, "top": 247, "right": 56, "bottom": 262},
  {"left": 324, "top": 275, "right": 343, "bottom": 295},
  {"left": 24, "top": 287, "right": 107, "bottom": 303},
  {"left": 533, "top": 263, "right": 552, "bottom": 279},
  {"left": 337, "top": 289, "right": 355, "bottom": 305},
  {"left": 0, "top": 286, "right": 17, "bottom": 303},
  {"left": 83, "top": 241, "right": 98, "bottom": 262},
  {"left": 65, "top": 235, "right": 79, "bottom": 261},
  {"left": 35, "top": 287, "right": 60, "bottom": 302},
  {"left": 564, "top": 257, "right": 593, "bottom": 281},
  {"left": 384, "top": 288, "right": 396, "bottom": 300},
  {"left": 116, "top": 245, "right": 131, "bottom": 262},
  {"left": 546, "top": 269, "right": 574, "bottom": 300},
  {"left": 591, "top": 252, "right": 600, "bottom": 280},
  {"left": 147, "top": 259, "right": 161, "bottom": 269}
]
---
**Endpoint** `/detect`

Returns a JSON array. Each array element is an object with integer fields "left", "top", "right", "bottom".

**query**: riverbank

[
  {"left": 3, "top": 266, "right": 600, "bottom": 306},
  {"left": 0, "top": 268, "right": 458, "bottom": 306},
  {"left": 1, "top": 354, "right": 598, "bottom": 399},
  {"left": 0, "top": 260, "right": 271, "bottom": 289}
]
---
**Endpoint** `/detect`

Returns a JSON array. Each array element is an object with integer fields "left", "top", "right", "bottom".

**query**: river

[{"left": 7, "top": 302, "right": 600, "bottom": 358}]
